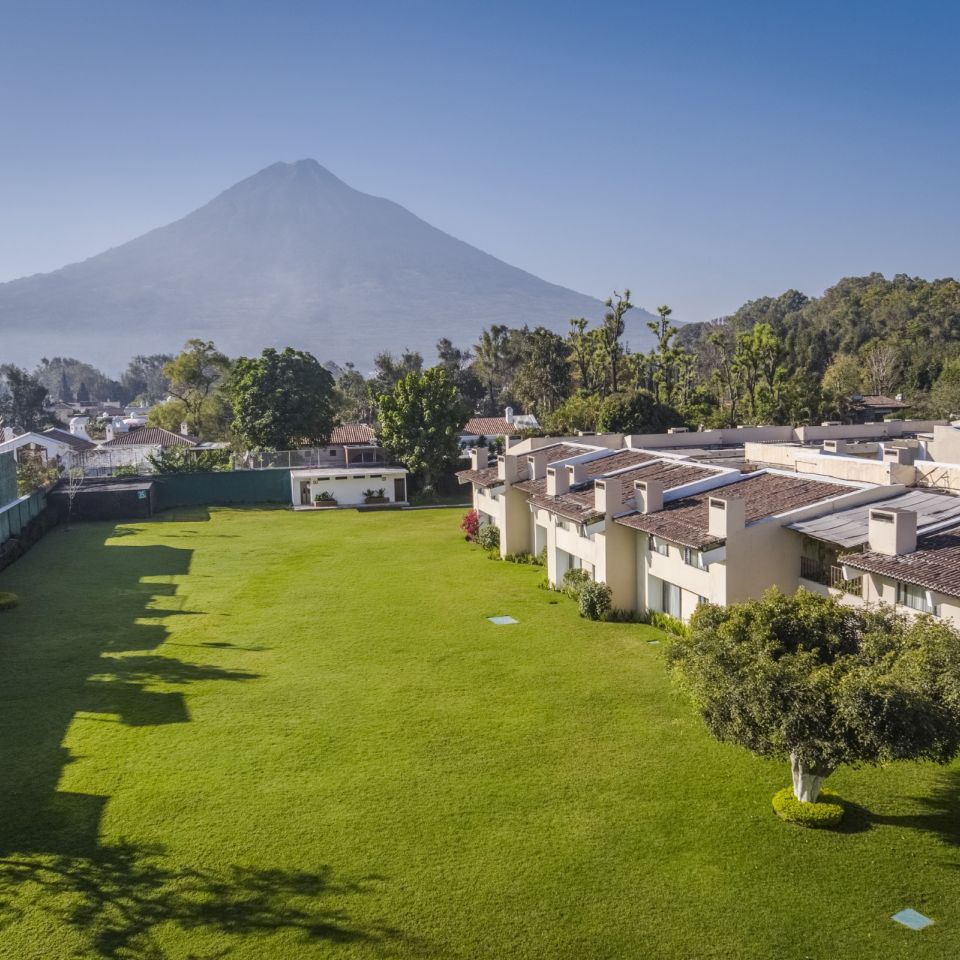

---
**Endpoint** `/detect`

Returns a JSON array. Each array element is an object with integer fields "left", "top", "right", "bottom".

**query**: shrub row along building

[{"left": 457, "top": 419, "right": 960, "bottom": 627}]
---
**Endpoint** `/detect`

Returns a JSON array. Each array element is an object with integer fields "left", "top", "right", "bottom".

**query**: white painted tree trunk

[{"left": 790, "top": 751, "right": 832, "bottom": 803}]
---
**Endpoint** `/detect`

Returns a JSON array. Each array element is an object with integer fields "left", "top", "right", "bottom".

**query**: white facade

[{"left": 289, "top": 467, "right": 408, "bottom": 507}]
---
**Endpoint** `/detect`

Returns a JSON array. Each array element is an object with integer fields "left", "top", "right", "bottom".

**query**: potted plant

[
  {"left": 314, "top": 490, "right": 337, "bottom": 507},
  {"left": 362, "top": 487, "right": 389, "bottom": 504}
]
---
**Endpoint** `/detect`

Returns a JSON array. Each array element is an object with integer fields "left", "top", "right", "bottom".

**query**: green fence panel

[
  {"left": 153, "top": 470, "right": 291, "bottom": 510},
  {"left": 0, "top": 452, "right": 17, "bottom": 507},
  {"left": 0, "top": 488, "right": 46, "bottom": 545}
]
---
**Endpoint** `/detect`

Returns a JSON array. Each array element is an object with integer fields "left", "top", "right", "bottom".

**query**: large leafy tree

[
  {"left": 122, "top": 354, "right": 173, "bottom": 403},
  {"left": 369, "top": 350, "right": 423, "bottom": 399},
  {"left": 229, "top": 348, "right": 336, "bottom": 450},
  {"left": 375, "top": 368, "right": 469, "bottom": 491},
  {"left": 668, "top": 589, "right": 960, "bottom": 804},
  {"left": 149, "top": 339, "right": 232, "bottom": 438},
  {"left": 929, "top": 356, "right": 960, "bottom": 418},
  {"left": 435, "top": 338, "right": 484, "bottom": 409},
  {"left": 0, "top": 365, "right": 49, "bottom": 431},
  {"left": 334, "top": 362, "right": 374, "bottom": 423}
]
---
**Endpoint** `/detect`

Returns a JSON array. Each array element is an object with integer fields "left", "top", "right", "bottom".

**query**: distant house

[
  {"left": 459, "top": 407, "right": 539, "bottom": 449},
  {"left": 102, "top": 425, "right": 199, "bottom": 449},
  {"left": 330, "top": 422, "right": 376, "bottom": 445},
  {"left": 0, "top": 429, "right": 92, "bottom": 467},
  {"left": 847, "top": 394, "right": 910, "bottom": 424},
  {"left": 289, "top": 425, "right": 407, "bottom": 508}
]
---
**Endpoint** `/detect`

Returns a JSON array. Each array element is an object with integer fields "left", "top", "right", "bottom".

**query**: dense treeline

[{"left": 5, "top": 273, "right": 960, "bottom": 455}]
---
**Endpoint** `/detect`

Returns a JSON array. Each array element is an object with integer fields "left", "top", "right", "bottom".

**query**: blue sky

[{"left": 1, "top": 0, "right": 958, "bottom": 323}]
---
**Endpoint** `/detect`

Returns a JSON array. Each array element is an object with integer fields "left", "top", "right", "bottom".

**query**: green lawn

[{"left": 0, "top": 506, "right": 957, "bottom": 959}]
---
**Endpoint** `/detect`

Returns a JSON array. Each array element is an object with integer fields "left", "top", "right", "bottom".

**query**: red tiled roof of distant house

[
  {"left": 330, "top": 422, "right": 376, "bottom": 444},
  {"left": 102, "top": 427, "right": 199, "bottom": 447},
  {"left": 462, "top": 418, "right": 515, "bottom": 437}
]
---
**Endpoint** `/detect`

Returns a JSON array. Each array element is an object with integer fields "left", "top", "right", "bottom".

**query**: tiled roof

[
  {"left": 456, "top": 465, "right": 502, "bottom": 488},
  {"left": 102, "top": 427, "right": 199, "bottom": 447},
  {"left": 616, "top": 473, "right": 853, "bottom": 549},
  {"left": 330, "top": 422, "right": 376, "bottom": 444},
  {"left": 849, "top": 394, "right": 909, "bottom": 409},
  {"left": 456, "top": 442, "right": 589, "bottom": 489},
  {"left": 514, "top": 448, "right": 656, "bottom": 496},
  {"left": 462, "top": 417, "right": 515, "bottom": 437},
  {"left": 843, "top": 527, "right": 960, "bottom": 597},
  {"left": 528, "top": 460, "right": 717, "bottom": 524},
  {"left": 42, "top": 428, "right": 96, "bottom": 452}
]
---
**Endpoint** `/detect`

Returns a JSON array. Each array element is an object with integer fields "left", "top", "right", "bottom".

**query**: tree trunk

[{"left": 790, "top": 752, "right": 833, "bottom": 803}]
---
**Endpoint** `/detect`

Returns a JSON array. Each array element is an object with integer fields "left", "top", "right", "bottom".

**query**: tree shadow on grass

[
  {"left": 0, "top": 842, "right": 408, "bottom": 959},
  {"left": 835, "top": 768, "right": 960, "bottom": 845}
]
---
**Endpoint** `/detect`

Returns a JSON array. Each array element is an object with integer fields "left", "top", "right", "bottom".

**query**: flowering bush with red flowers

[{"left": 460, "top": 509, "right": 479, "bottom": 541}]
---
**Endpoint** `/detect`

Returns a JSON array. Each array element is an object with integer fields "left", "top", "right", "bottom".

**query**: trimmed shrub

[
  {"left": 562, "top": 568, "right": 591, "bottom": 598},
  {"left": 579, "top": 581, "right": 612, "bottom": 621},
  {"left": 606, "top": 607, "right": 645, "bottom": 623},
  {"left": 0, "top": 591, "right": 19, "bottom": 612},
  {"left": 772, "top": 787, "right": 845, "bottom": 828},
  {"left": 649, "top": 611, "right": 689, "bottom": 637},
  {"left": 475, "top": 522, "right": 500, "bottom": 552},
  {"left": 460, "top": 509, "right": 479, "bottom": 542}
]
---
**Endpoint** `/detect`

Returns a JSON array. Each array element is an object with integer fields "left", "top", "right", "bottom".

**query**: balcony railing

[
  {"left": 829, "top": 564, "right": 863, "bottom": 597},
  {"left": 799, "top": 556, "right": 863, "bottom": 597},
  {"left": 800, "top": 556, "right": 829, "bottom": 585}
]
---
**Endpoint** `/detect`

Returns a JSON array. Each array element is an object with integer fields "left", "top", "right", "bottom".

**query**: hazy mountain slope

[{"left": 0, "top": 159, "right": 658, "bottom": 370}]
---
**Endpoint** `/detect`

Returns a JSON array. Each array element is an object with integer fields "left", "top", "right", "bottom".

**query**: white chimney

[
  {"left": 567, "top": 462, "right": 588, "bottom": 485},
  {"left": 526, "top": 449, "right": 550, "bottom": 481},
  {"left": 497, "top": 453, "right": 519, "bottom": 484},
  {"left": 708, "top": 496, "right": 745, "bottom": 540},
  {"left": 634, "top": 479, "right": 663, "bottom": 514},
  {"left": 505, "top": 406, "right": 515, "bottom": 425},
  {"left": 69, "top": 416, "right": 91, "bottom": 441},
  {"left": 105, "top": 418, "right": 128, "bottom": 442},
  {"left": 868, "top": 508, "right": 917, "bottom": 556},
  {"left": 470, "top": 447, "right": 489, "bottom": 470},
  {"left": 180, "top": 421, "right": 190, "bottom": 437},
  {"left": 594, "top": 476, "right": 622, "bottom": 518},
  {"left": 546, "top": 465, "right": 570, "bottom": 496}
]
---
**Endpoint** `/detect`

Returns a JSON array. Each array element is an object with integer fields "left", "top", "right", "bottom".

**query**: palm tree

[{"left": 473, "top": 324, "right": 509, "bottom": 415}]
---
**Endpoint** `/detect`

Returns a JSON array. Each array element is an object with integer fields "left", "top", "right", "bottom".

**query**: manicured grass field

[{"left": 0, "top": 506, "right": 957, "bottom": 959}]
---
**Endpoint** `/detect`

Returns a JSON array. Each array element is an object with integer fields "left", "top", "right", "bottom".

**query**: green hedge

[{"left": 772, "top": 787, "right": 845, "bottom": 828}]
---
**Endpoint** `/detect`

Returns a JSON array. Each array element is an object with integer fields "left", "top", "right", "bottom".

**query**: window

[
  {"left": 328, "top": 449, "right": 336, "bottom": 456},
  {"left": 684, "top": 547, "right": 707, "bottom": 569},
  {"left": 650, "top": 536, "right": 669, "bottom": 556},
  {"left": 661, "top": 581, "right": 682, "bottom": 619},
  {"left": 896, "top": 581, "right": 938, "bottom": 616},
  {"left": 697, "top": 595, "right": 709, "bottom": 607}
]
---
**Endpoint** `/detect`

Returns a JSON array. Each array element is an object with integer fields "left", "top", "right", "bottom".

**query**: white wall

[{"left": 292, "top": 471, "right": 407, "bottom": 506}]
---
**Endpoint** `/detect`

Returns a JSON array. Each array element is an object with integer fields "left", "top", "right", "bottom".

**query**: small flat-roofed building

[{"left": 289, "top": 466, "right": 408, "bottom": 508}]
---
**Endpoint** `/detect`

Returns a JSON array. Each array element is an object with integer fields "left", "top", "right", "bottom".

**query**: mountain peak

[
  {"left": 0, "top": 162, "right": 654, "bottom": 370},
  {"left": 253, "top": 158, "right": 349, "bottom": 189}
]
